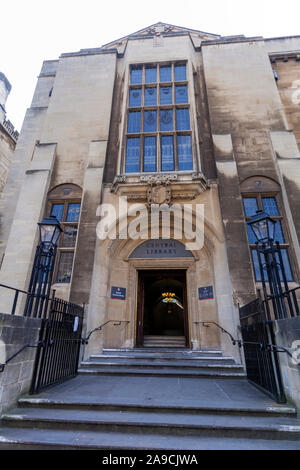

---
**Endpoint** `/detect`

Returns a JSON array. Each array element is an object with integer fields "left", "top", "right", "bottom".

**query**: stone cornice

[{"left": 111, "top": 172, "right": 210, "bottom": 203}]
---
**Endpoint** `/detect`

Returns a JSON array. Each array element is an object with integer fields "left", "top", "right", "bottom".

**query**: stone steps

[
  {"left": 1, "top": 426, "right": 300, "bottom": 450},
  {"left": 2, "top": 406, "right": 300, "bottom": 441},
  {"left": 143, "top": 336, "right": 186, "bottom": 348},
  {"left": 79, "top": 347, "right": 245, "bottom": 378},
  {"left": 102, "top": 348, "right": 223, "bottom": 357},
  {"left": 0, "top": 348, "right": 299, "bottom": 450}
]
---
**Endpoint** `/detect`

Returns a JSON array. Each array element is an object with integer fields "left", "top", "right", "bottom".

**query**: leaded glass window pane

[
  {"left": 160, "top": 65, "right": 172, "bottom": 82},
  {"left": 145, "top": 66, "right": 157, "bottom": 84},
  {"left": 160, "top": 86, "right": 172, "bottom": 105},
  {"left": 144, "top": 87, "right": 157, "bottom": 106},
  {"left": 276, "top": 249, "right": 293, "bottom": 281},
  {"left": 131, "top": 67, "right": 142, "bottom": 84},
  {"left": 262, "top": 197, "right": 279, "bottom": 216},
  {"left": 50, "top": 203, "right": 64, "bottom": 222},
  {"left": 274, "top": 221, "right": 285, "bottom": 244},
  {"left": 56, "top": 252, "right": 74, "bottom": 283},
  {"left": 177, "top": 135, "right": 193, "bottom": 170},
  {"left": 246, "top": 224, "right": 257, "bottom": 244},
  {"left": 127, "top": 111, "right": 141, "bottom": 133},
  {"left": 161, "top": 136, "right": 174, "bottom": 171},
  {"left": 175, "top": 85, "right": 188, "bottom": 104},
  {"left": 125, "top": 137, "right": 140, "bottom": 173},
  {"left": 143, "top": 136, "right": 156, "bottom": 172},
  {"left": 176, "top": 108, "right": 190, "bottom": 131},
  {"left": 61, "top": 225, "right": 78, "bottom": 248},
  {"left": 174, "top": 64, "right": 186, "bottom": 81},
  {"left": 251, "top": 250, "right": 263, "bottom": 281},
  {"left": 160, "top": 109, "right": 173, "bottom": 131},
  {"left": 251, "top": 248, "right": 293, "bottom": 282},
  {"left": 144, "top": 110, "right": 157, "bottom": 132},
  {"left": 129, "top": 88, "right": 141, "bottom": 107},
  {"left": 66, "top": 203, "right": 81, "bottom": 222},
  {"left": 243, "top": 198, "right": 258, "bottom": 217}
]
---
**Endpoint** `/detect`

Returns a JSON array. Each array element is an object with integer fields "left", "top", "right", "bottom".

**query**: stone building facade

[
  {"left": 0, "top": 23, "right": 299, "bottom": 363},
  {"left": 0, "top": 72, "right": 18, "bottom": 194}
]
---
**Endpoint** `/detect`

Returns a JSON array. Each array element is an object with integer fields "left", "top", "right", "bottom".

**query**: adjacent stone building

[
  {"left": 0, "top": 72, "right": 18, "bottom": 193},
  {"left": 0, "top": 23, "right": 299, "bottom": 363}
]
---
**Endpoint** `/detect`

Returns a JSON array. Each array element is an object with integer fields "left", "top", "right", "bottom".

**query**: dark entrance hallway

[{"left": 136, "top": 270, "right": 188, "bottom": 347}]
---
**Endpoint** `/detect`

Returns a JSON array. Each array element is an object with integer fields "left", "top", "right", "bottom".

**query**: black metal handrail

[
  {"left": 0, "top": 318, "right": 130, "bottom": 373},
  {"left": 193, "top": 320, "right": 295, "bottom": 359},
  {"left": 194, "top": 321, "right": 242, "bottom": 347},
  {"left": 0, "top": 341, "right": 44, "bottom": 373},
  {"left": 0, "top": 282, "right": 50, "bottom": 318},
  {"left": 82, "top": 320, "right": 130, "bottom": 344}
]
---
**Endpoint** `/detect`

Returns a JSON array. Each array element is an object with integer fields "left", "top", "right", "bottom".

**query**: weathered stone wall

[
  {"left": 0, "top": 313, "right": 42, "bottom": 415},
  {"left": 0, "top": 126, "right": 15, "bottom": 193},
  {"left": 0, "top": 61, "right": 56, "bottom": 261},
  {"left": 202, "top": 38, "right": 300, "bottom": 306}
]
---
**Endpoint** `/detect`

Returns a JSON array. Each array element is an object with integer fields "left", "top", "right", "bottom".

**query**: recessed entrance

[{"left": 136, "top": 270, "right": 188, "bottom": 347}]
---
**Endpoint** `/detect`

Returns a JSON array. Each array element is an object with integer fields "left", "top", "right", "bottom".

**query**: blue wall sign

[
  {"left": 198, "top": 286, "right": 214, "bottom": 300},
  {"left": 111, "top": 286, "right": 126, "bottom": 300}
]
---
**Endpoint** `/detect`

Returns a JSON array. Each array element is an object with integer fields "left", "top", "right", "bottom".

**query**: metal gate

[
  {"left": 30, "top": 295, "right": 84, "bottom": 394},
  {"left": 239, "top": 297, "right": 286, "bottom": 403}
]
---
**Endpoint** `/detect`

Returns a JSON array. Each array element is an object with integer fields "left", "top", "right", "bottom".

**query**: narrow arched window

[
  {"left": 47, "top": 184, "right": 82, "bottom": 284},
  {"left": 241, "top": 177, "right": 294, "bottom": 282}
]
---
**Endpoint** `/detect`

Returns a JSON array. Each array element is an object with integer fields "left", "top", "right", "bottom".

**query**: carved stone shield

[{"left": 147, "top": 185, "right": 171, "bottom": 205}]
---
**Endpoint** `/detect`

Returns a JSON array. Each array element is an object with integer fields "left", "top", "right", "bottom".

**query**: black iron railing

[
  {"left": 30, "top": 293, "right": 84, "bottom": 394},
  {"left": 238, "top": 285, "right": 300, "bottom": 403}
]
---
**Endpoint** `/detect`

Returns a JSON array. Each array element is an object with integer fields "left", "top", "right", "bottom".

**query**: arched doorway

[
  {"left": 136, "top": 270, "right": 188, "bottom": 347},
  {"left": 130, "top": 239, "right": 193, "bottom": 347}
]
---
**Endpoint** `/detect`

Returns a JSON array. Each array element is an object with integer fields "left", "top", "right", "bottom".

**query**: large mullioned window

[{"left": 125, "top": 62, "right": 193, "bottom": 174}]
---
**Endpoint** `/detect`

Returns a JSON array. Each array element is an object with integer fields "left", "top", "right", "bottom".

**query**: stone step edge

[
  {"left": 91, "top": 354, "right": 234, "bottom": 360},
  {"left": 3, "top": 412, "right": 300, "bottom": 436},
  {"left": 17, "top": 397, "right": 297, "bottom": 416},
  {"left": 102, "top": 349, "right": 223, "bottom": 353},
  {"left": 77, "top": 368, "right": 246, "bottom": 378},
  {"left": 1, "top": 429, "right": 300, "bottom": 450},
  {"left": 80, "top": 361, "right": 243, "bottom": 370}
]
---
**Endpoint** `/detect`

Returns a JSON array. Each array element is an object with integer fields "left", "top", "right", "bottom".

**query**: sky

[{"left": 1, "top": 0, "right": 300, "bottom": 131}]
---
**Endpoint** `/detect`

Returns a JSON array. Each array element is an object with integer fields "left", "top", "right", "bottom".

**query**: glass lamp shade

[
  {"left": 38, "top": 216, "right": 63, "bottom": 246},
  {"left": 247, "top": 210, "right": 276, "bottom": 244}
]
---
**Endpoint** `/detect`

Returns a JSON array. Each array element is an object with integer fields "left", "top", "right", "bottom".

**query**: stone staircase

[
  {"left": 0, "top": 348, "right": 300, "bottom": 450},
  {"left": 143, "top": 335, "right": 186, "bottom": 348}
]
